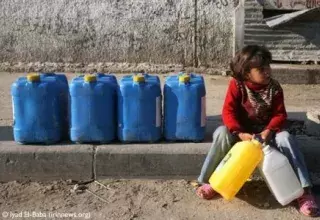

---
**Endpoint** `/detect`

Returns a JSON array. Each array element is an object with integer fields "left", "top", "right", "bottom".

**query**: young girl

[{"left": 196, "top": 45, "right": 319, "bottom": 217}]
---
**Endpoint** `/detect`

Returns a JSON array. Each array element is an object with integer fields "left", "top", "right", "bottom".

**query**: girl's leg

[
  {"left": 198, "top": 126, "right": 237, "bottom": 184},
  {"left": 275, "top": 131, "right": 319, "bottom": 217},
  {"left": 275, "top": 131, "right": 312, "bottom": 188}
]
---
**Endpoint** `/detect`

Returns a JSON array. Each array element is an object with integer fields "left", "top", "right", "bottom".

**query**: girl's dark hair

[{"left": 230, "top": 45, "right": 272, "bottom": 81}]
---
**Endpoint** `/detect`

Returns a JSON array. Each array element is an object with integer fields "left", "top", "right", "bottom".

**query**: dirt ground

[
  {"left": 1, "top": 179, "right": 320, "bottom": 220},
  {"left": 1, "top": 73, "right": 320, "bottom": 220}
]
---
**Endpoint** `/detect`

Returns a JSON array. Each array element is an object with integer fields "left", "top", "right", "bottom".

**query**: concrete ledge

[
  {"left": 95, "top": 136, "right": 320, "bottom": 182},
  {"left": 0, "top": 135, "right": 319, "bottom": 183},
  {"left": 306, "top": 111, "right": 320, "bottom": 136},
  {"left": 0, "top": 142, "right": 94, "bottom": 182},
  {"left": 295, "top": 136, "right": 320, "bottom": 172},
  {"left": 95, "top": 143, "right": 210, "bottom": 178},
  {"left": 271, "top": 64, "right": 320, "bottom": 84}
]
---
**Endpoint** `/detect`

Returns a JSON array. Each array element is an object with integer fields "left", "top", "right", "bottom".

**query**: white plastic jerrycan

[{"left": 259, "top": 145, "right": 304, "bottom": 206}]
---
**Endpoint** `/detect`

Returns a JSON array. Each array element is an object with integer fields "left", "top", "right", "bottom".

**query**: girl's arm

[{"left": 222, "top": 79, "right": 244, "bottom": 133}]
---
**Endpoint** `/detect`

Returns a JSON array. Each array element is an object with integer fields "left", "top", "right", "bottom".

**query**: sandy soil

[{"left": 1, "top": 179, "right": 319, "bottom": 220}]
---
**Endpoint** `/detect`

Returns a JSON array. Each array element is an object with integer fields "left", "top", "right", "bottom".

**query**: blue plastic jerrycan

[
  {"left": 164, "top": 73, "right": 206, "bottom": 141},
  {"left": 11, "top": 73, "right": 62, "bottom": 144},
  {"left": 118, "top": 73, "right": 162, "bottom": 142},
  {"left": 70, "top": 74, "right": 118, "bottom": 143}
]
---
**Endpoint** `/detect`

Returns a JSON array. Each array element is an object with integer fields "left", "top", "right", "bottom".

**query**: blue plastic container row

[{"left": 11, "top": 72, "right": 206, "bottom": 144}]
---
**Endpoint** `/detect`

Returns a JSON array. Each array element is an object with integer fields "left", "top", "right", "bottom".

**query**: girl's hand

[
  {"left": 238, "top": 133, "right": 253, "bottom": 141},
  {"left": 260, "top": 129, "right": 271, "bottom": 142}
]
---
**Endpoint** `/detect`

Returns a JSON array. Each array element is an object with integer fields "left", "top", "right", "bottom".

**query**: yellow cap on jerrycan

[
  {"left": 209, "top": 139, "right": 263, "bottom": 201},
  {"left": 27, "top": 73, "right": 40, "bottom": 82},
  {"left": 133, "top": 73, "right": 145, "bottom": 83},
  {"left": 84, "top": 74, "right": 97, "bottom": 82},
  {"left": 179, "top": 74, "right": 190, "bottom": 83}
]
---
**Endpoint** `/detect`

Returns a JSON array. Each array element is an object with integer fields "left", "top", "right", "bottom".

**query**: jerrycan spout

[{"left": 262, "top": 144, "right": 273, "bottom": 155}]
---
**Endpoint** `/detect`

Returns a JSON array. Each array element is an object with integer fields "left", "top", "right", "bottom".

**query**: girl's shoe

[
  {"left": 297, "top": 192, "right": 320, "bottom": 217},
  {"left": 196, "top": 184, "right": 216, "bottom": 200}
]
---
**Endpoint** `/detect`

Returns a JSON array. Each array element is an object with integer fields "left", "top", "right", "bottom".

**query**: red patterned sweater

[{"left": 222, "top": 78, "right": 287, "bottom": 133}]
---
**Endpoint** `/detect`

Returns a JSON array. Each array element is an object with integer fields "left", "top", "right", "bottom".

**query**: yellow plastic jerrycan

[{"left": 209, "top": 139, "right": 263, "bottom": 200}]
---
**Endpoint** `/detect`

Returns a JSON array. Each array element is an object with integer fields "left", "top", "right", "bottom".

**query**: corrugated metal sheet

[
  {"left": 243, "top": 0, "right": 320, "bottom": 62},
  {"left": 262, "top": 0, "right": 320, "bottom": 10},
  {"left": 264, "top": 8, "right": 320, "bottom": 27}
]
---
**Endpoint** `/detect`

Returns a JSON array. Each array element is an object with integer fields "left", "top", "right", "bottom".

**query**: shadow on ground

[
  {"left": 237, "top": 181, "right": 320, "bottom": 211},
  {"left": 236, "top": 181, "right": 288, "bottom": 210},
  {"left": 0, "top": 126, "right": 13, "bottom": 141}
]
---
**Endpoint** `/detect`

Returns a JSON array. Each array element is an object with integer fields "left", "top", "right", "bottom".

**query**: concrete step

[
  {"left": 0, "top": 142, "right": 93, "bottom": 182},
  {"left": 0, "top": 135, "right": 319, "bottom": 184},
  {"left": 271, "top": 64, "right": 320, "bottom": 85},
  {"left": 1, "top": 114, "right": 319, "bottom": 183}
]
